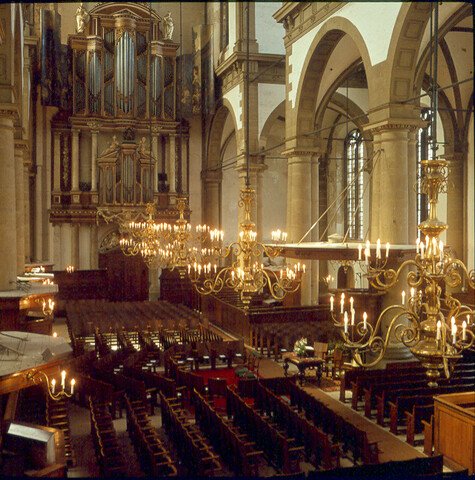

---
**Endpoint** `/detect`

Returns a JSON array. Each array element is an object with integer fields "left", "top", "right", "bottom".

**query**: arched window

[
  {"left": 344, "top": 129, "right": 364, "bottom": 240},
  {"left": 417, "top": 109, "right": 431, "bottom": 232}
]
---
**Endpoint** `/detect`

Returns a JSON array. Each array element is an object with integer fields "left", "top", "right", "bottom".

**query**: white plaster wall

[
  {"left": 224, "top": 84, "right": 242, "bottom": 131},
  {"left": 255, "top": 2, "right": 285, "bottom": 55},
  {"left": 288, "top": 2, "right": 403, "bottom": 109},
  {"left": 336, "top": 87, "right": 370, "bottom": 115},
  {"left": 258, "top": 84, "right": 285, "bottom": 138}
]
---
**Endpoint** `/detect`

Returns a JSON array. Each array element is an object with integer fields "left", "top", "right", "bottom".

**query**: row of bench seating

[
  {"left": 159, "top": 392, "right": 223, "bottom": 476},
  {"left": 123, "top": 395, "right": 177, "bottom": 476},
  {"left": 88, "top": 396, "right": 128, "bottom": 476}
]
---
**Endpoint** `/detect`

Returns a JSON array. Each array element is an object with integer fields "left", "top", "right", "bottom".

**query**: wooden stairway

[{"left": 46, "top": 396, "right": 76, "bottom": 467}]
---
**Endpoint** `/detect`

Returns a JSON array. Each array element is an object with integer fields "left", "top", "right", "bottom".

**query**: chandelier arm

[
  {"left": 265, "top": 271, "right": 301, "bottom": 300},
  {"left": 369, "top": 259, "right": 422, "bottom": 290},
  {"left": 445, "top": 259, "right": 475, "bottom": 289}
]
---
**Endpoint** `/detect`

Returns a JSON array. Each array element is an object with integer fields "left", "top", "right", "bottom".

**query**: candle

[
  {"left": 439, "top": 241, "right": 443, "bottom": 262},
  {"left": 376, "top": 239, "right": 381, "bottom": 259},
  {"left": 452, "top": 324, "right": 457, "bottom": 344},
  {"left": 71, "top": 379, "right": 75, "bottom": 395},
  {"left": 51, "top": 379, "right": 56, "bottom": 394},
  {"left": 330, "top": 296, "right": 334, "bottom": 311},
  {"left": 386, "top": 242, "right": 390, "bottom": 258},
  {"left": 451, "top": 316, "right": 455, "bottom": 327},
  {"left": 416, "top": 237, "right": 420, "bottom": 254},
  {"left": 358, "top": 244, "right": 362, "bottom": 260},
  {"left": 468, "top": 314, "right": 471, "bottom": 326},
  {"left": 462, "top": 321, "right": 467, "bottom": 341},
  {"left": 411, "top": 288, "right": 415, "bottom": 298},
  {"left": 344, "top": 312, "right": 348, "bottom": 334},
  {"left": 61, "top": 370, "right": 66, "bottom": 389},
  {"left": 365, "top": 249, "right": 369, "bottom": 266},
  {"left": 363, "top": 312, "right": 367, "bottom": 330},
  {"left": 436, "top": 320, "right": 441, "bottom": 340},
  {"left": 401, "top": 291, "right": 405, "bottom": 305},
  {"left": 420, "top": 242, "right": 425, "bottom": 259},
  {"left": 350, "top": 297, "right": 354, "bottom": 310},
  {"left": 351, "top": 308, "right": 355, "bottom": 325},
  {"left": 340, "top": 293, "right": 345, "bottom": 314},
  {"left": 425, "top": 235, "right": 429, "bottom": 250}
]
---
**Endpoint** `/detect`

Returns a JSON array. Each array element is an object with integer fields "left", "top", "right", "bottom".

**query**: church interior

[{"left": 0, "top": 1, "right": 474, "bottom": 477}]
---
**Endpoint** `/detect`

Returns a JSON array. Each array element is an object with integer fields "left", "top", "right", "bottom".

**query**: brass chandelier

[
  {"left": 188, "top": 187, "right": 304, "bottom": 307},
  {"left": 331, "top": 3, "right": 474, "bottom": 385},
  {"left": 331, "top": 159, "right": 474, "bottom": 385}
]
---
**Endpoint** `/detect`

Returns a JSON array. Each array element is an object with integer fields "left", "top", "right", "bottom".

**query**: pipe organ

[{"left": 49, "top": 3, "right": 189, "bottom": 269}]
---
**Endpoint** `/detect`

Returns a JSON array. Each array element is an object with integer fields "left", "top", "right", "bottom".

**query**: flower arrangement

[{"left": 294, "top": 337, "right": 308, "bottom": 357}]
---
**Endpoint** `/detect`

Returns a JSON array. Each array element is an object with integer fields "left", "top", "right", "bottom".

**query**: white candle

[
  {"left": 350, "top": 297, "right": 354, "bottom": 310},
  {"left": 425, "top": 235, "right": 429, "bottom": 250},
  {"left": 386, "top": 242, "right": 390, "bottom": 258},
  {"left": 411, "top": 288, "right": 415, "bottom": 298},
  {"left": 51, "top": 379, "right": 56, "bottom": 394},
  {"left": 340, "top": 293, "right": 345, "bottom": 314},
  {"left": 344, "top": 312, "right": 348, "bottom": 334},
  {"left": 401, "top": 291, "right": 406, "bottom": 305},
  {"left": 468, "top": 314, "right": 471, "bottom": 326},
  {"left": 439, "top": 241, "right": 443, "bottom": 262},
  {"left": 71, "top": 379, "right": 75, "bottom": 395},
  {"left": 420, "top": 242, "right": 425, "bottom": 259},
  {"left": 330, "top": 296, "right": 334, "bottom": 311},
  {"left": 363, "top": 312, "right": 367, "bottom": 330},
  {"left": 451, "top": 316, "right": 455, "bottom": 327},
  {"left": 452, "top": 324, "right": 457, "bottom": 344},
  {"left": 462, "top": 321, "right": 467, "bottom": 341},
  {"left": 351, "top": 308, "right": 355, "bottom": 325},
  {"left": 376, "top": 239, "right": 381, "bottom": 259},
  {"left": 61, "top": 370, "right": 66, "bottom": 389},
  {"left": 358, "top": 244, "right": 362, "bottom": 260},
  {"left": 365, "top": 249, "right": 369, "bottom": 266}
]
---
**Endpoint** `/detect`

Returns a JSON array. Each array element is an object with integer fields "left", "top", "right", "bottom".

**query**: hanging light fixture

[
  {"left": 188, "top": 2, "right": 304, "bottom": 307},
  {"left": 330, "top": 3, "right": 474, "bottom": 385}
]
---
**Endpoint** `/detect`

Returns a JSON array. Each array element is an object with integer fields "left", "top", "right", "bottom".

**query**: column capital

[
  {"left": 14, "top": 139, "right": 29, "bottom": 154},
  {"left": 0, "top": 104, "right": 19, "bottom": 123},
  {"left": 364, "top": 120, "right": 424, "bottom": 135},
  {"left": 282, "top": 147, "right": 322, "bottom": 163},
  {"left": 235, "top": 154, "right": 268, "bottom": 174},
  {"left": 87, "top": 120, "right": 102, "bottom": 132}
]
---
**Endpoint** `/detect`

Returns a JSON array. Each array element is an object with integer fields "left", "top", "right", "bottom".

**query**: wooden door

[{"left": 99, "top": 249, "right": 148, "bottom": 301}]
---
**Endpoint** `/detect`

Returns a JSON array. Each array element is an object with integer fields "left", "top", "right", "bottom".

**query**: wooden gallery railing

[{"left": 200, "top": 293, "right": 331, "bottom": 345}]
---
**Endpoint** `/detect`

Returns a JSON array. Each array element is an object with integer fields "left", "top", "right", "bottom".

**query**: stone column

[
  {"left": 90, "top": 224, "right": 99, "bottom": 269},
  {"left": 182, "top": 135, "right": 189, "bottom": 194},
  {"left": 14, "top": 142, "right": 26, "bottom": 275},
  {"left": 0, "top": 106, "right": 18, "bottom": 291},
  {"left": 151, "top": 128, "right": 160, "bottom": 193},
  {"left": 407, "top": 128, "right": 418, "bottom": 243},
  {"left": 52, "top": 224, "right": 61, "bottom": 269},
  {"left": 71, "top": 224, "right": 80, "bottom": 268},
  {"left": 53, "top": 131, "right": 61, "bottom": 192},
  {"left": 24, "top": 163, "right": 31, "bottom": 263},
  {"left": 283, "top": 147, "right": 319, "bottom": 305},
  {"left": 71, "top": 128, "right": 80, "bottom": 191},
  {"left": 78, "top": 224, "right": 91, "bottom": 270},
  {"left": 60, "top": 224, "right": 72, "bottom": 269},
  {"left": 310, "top": 157, "right": 320, "bottom": 305},
  {"left": 366, "top": 120, "right": 420, "bottom": 362},
  {"left": 89, "top": 123, "right": 100, "bottom": 192},
  {"left": 201, "top": 170, "right": 222, "bottom": 227},
  {"left": 445, "top": 151, "right": 464, "bottom": 261},
  {"left": 168, "top": 134, "right": 176, "bottom": 195}
]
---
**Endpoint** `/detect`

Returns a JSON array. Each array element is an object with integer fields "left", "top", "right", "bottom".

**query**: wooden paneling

[
  {"left": 98, "top": 251, "right": 148, "bottom": 302},
  {"left": 434, "top": 391, "right": 475, "bottom": 474}
]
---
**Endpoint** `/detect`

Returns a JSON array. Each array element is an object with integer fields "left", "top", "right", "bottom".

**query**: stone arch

[
  {"left": 291, "top": 16, "right": 373, "bottom": 148},
  {"left": 259, "top": 100, "right": 285, "bottom": 150},
  {"left": 205, "top": 99, "right": 240, "bottom": 170}
]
